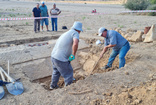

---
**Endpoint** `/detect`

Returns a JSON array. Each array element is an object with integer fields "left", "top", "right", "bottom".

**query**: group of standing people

[{"left": 32, "top": 1, "right": 61, "bottom": 33}]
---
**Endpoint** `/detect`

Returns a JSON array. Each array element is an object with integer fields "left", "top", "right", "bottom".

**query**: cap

[
  {"left": 41, "top": 1, "right": 45, "bottom": 4},
  {"left": 71, "top": 21, "right": 83, "bottom": 32},
  {"left": 98, "top": 27, "right": 106, "bottom": 36}
]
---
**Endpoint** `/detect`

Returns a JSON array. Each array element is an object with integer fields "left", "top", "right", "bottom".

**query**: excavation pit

[
  {"left": 31, "top": 41, "right": 138, "bottom": 90},
  {"left": 32, "top": 74, "right": 85, "bottom": 90}
]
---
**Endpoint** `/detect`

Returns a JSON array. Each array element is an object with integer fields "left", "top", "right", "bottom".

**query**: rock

[
  {"left": 120, "top": 85, "right": 125, "bottom": 88},
  {"left": 103, "top": 92, "right": 113, "bottom": 96},
  {"left": 115, "top": 28, "right": 121, "bottom": 33},
  {"left": 125, "top": 72, "right": 129, "bottom": 75},
  {"left": 149, "top": 74, "right": 154, "bottom": 78},
  {"left": 10, "top": 44, "right": 16, "bottom": 47},
  {"left": 144, "top": 24, "right": 156, "bottom": 43},
  {"left": 144, "top": 26, "right": 151, "bottom": 34},
  {"left": 127, "top": 93, "right": 133, "bottom": 99},
  {"left": 0, "top": 43, "right": 8, "bottom": 47},
  {"left": 134, "top": 99, "right": 142, "bottom": 104},
  {"left": 128, "top": 31, "right": 143, "bottom": 42},
  {"left": 127, "top": 28, "right": 137, "bottom": 33},
  {"left": 124, "top": 33, "right": 132, "bottom": 39},
  {"left": 120, "top": 32, "right": 126, "bottom": 36},
  {"left": 87, "top": 96, "right": 90, "bottom": 100},
  {"left": 16, "top": 29, "right": 19, "bottom": 31},
  {"left": 106, "top": 99, "right": 110, "bottom": 103},
  {"left": 142, "top": 34, "right": 146, "bottom": 41}
]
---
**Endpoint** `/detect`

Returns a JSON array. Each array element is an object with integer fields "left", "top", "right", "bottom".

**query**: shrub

[
  {"left": 124, "top": 0, "right": 150, "bottom": 10},
  {"left": 150, "top": 0, "right": 156, "bottom": 4},
  {"left": 147, "top": 4, "right": 156, "bottom": 16}
]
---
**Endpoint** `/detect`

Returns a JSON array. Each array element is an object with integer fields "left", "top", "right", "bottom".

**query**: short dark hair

[{"left": 104, "top": 29, "right": 107, "bottom": 31}]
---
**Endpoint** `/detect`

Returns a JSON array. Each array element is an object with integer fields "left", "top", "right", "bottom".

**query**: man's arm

[
  {"left": 47, "top": 9, "right": 49, "bottom": 16},
  {"left": 100, "top": 44, "right": 116, "bottom": 58},
  {"left": 50, "top": 9, "right": 52, "bottom": 15},
  {"left": 32, "top": 12, "right": 35, "bottom": 17},
  {"left": 72, "top": 38, "right": 79, "bottom": 56},
  {"left": 58, "top": 9, "right": 61, "bottom": 15}
]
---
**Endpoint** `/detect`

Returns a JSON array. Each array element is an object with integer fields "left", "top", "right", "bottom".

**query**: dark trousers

[
  {"left": 34, "top": 19, "right": 40, "bottom": 32},
  {"left": 50, "top": 57, "right": 73, "bottom": 87}
]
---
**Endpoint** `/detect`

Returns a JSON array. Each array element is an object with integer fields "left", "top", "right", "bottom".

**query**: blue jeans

[
  {"left": 50, "top": 57, "right": 73, "bottom": 87},
  {"left": 51, "top": 18, "right": 57, "bottom": 31},
  {"left": 107, "top": 42, "right": 130, "bottom": 68},
  {"left": 40, "top": 18, "right": 49, "bottom": 26}
]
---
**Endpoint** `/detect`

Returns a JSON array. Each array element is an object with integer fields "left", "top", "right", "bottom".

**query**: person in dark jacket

[{"left": 32, "top": 3, "right": 41, "bottom": 33}]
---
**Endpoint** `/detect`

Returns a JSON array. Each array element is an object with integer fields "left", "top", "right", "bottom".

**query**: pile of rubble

[{"left": 115, "top": 24, "right": 156, "bottom": 43}]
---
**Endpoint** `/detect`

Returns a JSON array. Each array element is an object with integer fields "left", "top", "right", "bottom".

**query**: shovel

[
  {"left": 0, "top": 67, "right": 24, "bottom": 95},
  {"left": 0, "top": 70, "right": 5, "bottom": 99},
  {"left": 90, "top": 57, "right": 101, "bottom": 75}
]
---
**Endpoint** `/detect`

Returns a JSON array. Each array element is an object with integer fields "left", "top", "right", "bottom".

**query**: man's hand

[
  {"left": 100, "top": 47, "right": 108, "bottom": 58},
  {"left": 69, "top": 54, "right": 75, "bottom": 61}
]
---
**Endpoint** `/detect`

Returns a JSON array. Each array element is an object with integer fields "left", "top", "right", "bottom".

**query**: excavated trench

[
  {"left": 32, "top": 38, "right": 138, "bottom": 90},
  {"left": 0, "top": 35, "right": 60, "bottom": 47}
]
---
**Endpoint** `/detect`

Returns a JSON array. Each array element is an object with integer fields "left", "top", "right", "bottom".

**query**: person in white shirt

[{"left": 50, "top": 3, "right": 61, "bottom": 31}]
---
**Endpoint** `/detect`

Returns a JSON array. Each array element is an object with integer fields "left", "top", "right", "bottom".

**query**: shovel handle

[
  {"left": 0, "top": 70, "right": 5, "bottom": 81},
  {"left": 90, "top": 57, "right": 101, "bottom": 75},
  {"left": 0, "top": 67, "right": 14, "bottom": 83}
]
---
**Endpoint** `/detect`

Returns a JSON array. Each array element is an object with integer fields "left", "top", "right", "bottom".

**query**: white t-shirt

[
  {"left": 51, "top": 8, "right": 60, "bottom": 16},
  {"left": 51, "top": 29, "right": 79, "bottom": 62}
]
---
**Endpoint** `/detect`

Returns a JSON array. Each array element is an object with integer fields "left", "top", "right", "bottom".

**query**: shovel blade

[
  {"left": 0, "top": 86, "right": 5, "bottom": 99},
  {"left": 6, "top": 82, "right": 24, "bottom": 95}
]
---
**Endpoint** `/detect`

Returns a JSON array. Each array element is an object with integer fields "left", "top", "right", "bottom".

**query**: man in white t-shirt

[
  {"left": 50, "top": 3, "right": 61, "bottom": 31},
  {"left": 50, "top": 22, "right": 83, "bottom": 89}
]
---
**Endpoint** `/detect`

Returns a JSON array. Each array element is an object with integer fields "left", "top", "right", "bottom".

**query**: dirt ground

[{"left": 0, "top": 0, "right": 156, "bottom": 105}]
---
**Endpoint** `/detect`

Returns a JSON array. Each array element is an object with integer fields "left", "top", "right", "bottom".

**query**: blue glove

[{"left": 69, "top": 54, "right": 75, "bottom": 61}]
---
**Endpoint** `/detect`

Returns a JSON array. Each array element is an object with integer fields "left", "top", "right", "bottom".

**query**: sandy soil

[{"left": 0, "top": 1, "right": 156, "bottom": 105}]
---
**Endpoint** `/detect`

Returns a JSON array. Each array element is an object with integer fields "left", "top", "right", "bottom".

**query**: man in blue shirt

[
  {"left": 32, "top": 3, "right": 41, "bottom": 33},
  {"left": 98, "top": 27, "right": 130, "bottom": 69},
  {"left": 40, "top": 1, "right": 49, "bottom": 31}
]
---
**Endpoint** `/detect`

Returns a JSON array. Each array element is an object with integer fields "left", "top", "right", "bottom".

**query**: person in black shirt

[{"left": 32, "top": 3, "right": 41, "bottom": 33}]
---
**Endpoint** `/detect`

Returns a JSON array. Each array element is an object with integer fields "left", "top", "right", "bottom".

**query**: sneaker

[
  {"left": 41, "top": 30, "right": 44, "bottom": 32},
  {"left": 47, "top": 30, "right": 50, "bottom": 32},
  {"left": 49, "top": 85, "right": 58, "bottom": 90},
  {"left": 101, "top": 65, "right": 111, "bottom": 70}
]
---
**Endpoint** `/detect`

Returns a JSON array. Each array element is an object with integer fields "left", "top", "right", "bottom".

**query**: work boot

[{"left": 101, "top": 65, "right": 110, "bottom": 70}]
